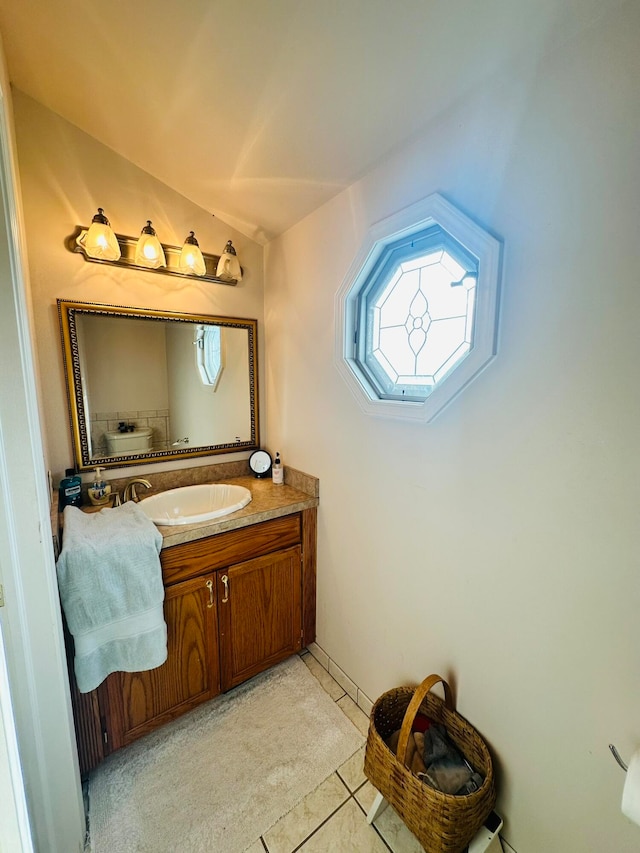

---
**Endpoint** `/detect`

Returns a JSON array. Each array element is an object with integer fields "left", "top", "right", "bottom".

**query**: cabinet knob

[
  {"left": 221, "top": 574, "right": 229, "bottom": 603},
  {"left": 205, "top": 579, "right": 214, "bottom": 608}
]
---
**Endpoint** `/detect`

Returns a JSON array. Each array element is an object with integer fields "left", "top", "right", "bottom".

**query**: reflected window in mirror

[{"left": 196, "top": 325, "right": 224, "bottom": 389}]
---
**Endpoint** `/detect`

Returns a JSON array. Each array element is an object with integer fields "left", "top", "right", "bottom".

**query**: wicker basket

[{"left": 364, "top": 674, "right": 496, "bottom": 853}]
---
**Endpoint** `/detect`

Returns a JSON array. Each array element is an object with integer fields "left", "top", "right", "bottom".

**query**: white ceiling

[{"left": 0, "top": 0, "right": 623, "bottom": 243}]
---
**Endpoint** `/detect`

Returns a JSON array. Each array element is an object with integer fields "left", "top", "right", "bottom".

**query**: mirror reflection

[{"left": 58, "top": 301, "right": 259, "bottom": 470}]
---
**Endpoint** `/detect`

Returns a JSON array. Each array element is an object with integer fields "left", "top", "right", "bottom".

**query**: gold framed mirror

[{"left": 58, "top": 300, "right": 259, "bottom": 471}]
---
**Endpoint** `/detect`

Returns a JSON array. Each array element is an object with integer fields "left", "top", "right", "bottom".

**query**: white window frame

[{"left": 335, "top": 193, "right": 502, "bottom": 422}]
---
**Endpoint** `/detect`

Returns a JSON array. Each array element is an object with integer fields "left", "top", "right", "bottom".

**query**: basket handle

[{"left": 396, "top": 674, "right": 454, "bottom": 766}]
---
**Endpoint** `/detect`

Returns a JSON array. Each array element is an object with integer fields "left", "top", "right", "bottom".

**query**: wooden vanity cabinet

[
  {"left": 103, "top": 573, "right": 220, "bottom": 751},
  {"left": 72, "top": 509, "right": 316, "bottom": 776},
  {"left": 218, "top": 545, "right": 302, "bottom": 690},
  {"left": 161, "top": 514, "right": 307, "bottom": 694}
]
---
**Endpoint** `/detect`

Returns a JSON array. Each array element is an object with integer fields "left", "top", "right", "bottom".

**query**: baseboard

[{"left": 306, "top": 641, "right": 373, "bottom": 716}]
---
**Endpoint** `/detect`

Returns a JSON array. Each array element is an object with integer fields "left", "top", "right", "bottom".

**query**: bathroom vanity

[{"left": 64, "top": 471, "right": 318, "bottom": 776}]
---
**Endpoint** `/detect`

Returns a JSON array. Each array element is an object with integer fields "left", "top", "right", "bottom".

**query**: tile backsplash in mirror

[{"left": 90, "top": 409, "right": 171, "bottom": 456}]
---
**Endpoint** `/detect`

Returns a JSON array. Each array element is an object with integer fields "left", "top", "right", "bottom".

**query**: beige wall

[
  {"left": 165, "top": 323, "right": 251, "bottom": 446},
  {"left": 81, "top": 315, "right": 169, "bottom": 413},
  {"left": 265, "top": 4, "right": 640, "bottom": 852},
  {"left": 12, "top": 91, "right": 265, "bottom": 482}
]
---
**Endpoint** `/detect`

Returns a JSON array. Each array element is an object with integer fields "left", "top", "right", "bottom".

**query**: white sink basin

[{"left": 139, "top": 483, "right": 252, "bottom": 526}]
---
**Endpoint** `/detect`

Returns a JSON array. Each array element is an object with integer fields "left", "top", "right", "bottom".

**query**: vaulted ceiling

[{"left": 0, "top": 0, "right": 623, "bottom": 243}]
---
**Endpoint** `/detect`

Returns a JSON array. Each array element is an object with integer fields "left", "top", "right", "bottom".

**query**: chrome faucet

[{"left": 123, "top": 478, "right": 152, "bottom": 503}]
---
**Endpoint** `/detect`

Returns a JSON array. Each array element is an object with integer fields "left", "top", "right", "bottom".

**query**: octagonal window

[
  {"left": 359, "top": 226, "right": 478, "bottom": 402},
  {"left": 336, "top": 194, "right": 501, "bottom": 422}
]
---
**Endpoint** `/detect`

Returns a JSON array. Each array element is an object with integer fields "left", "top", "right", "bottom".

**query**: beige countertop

[
  {"left": 55, "top": 466, "right": 319, "bottom": 550},
  {"left": 155, "top": 475, "right": 318, "bottom": 548}
]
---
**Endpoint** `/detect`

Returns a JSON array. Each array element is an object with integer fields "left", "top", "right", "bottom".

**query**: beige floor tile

[
  {"left": 263, "top": 773, "right": 349, "bottom": 853},
  {"left": 243, "top": 840, "right": 265, "bottom": 853},
  {"left": 303, "top": 653, "right": 346, "bottom": 701},
  {"left": 337, "top": 695, "right": 370, "bottom": 736},
  {"left": 373, "top": 805, "right": 425, "bottom": 853},
  {"left": 354, "top": 780, "right": 380, "bottom": 814},
  {"left": 337, "top": 746, "right": 367, "bottom": 792},
  {"left": 354, "top": 784, "right": 425, "bottom": 853},
  {"left": 298, "top": 799, "right": 388, "bottom": 852}
]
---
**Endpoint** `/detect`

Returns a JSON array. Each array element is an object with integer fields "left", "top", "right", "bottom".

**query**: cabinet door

[
  {"left": 218, "top": 546, "right": 302, "bottom": 691},
  {"left": 104, "top": 573, "right": 220, "bottom": 750}
]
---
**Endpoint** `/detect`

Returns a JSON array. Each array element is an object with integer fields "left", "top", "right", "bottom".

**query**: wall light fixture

[
  {"left": 83, "top": 208, "right": 121, "bottom": 262},
  {"left": 134, "top": 221, "right": 166, "bottom": 269},
  {"left": 67, "top": 212, "right": 242, "bottom": 285},
  {"left": 216, "top": 240, "right": 243, "bottom": 282},
  {"left": 178, "top": 231, "right": 206, "bottom": 277}
]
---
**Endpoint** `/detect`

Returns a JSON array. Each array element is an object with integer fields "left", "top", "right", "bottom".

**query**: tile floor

[
  {"left": 87, "top": 649, "right": 508, "bottom": 852},
  {"left": 247, "top": 650, "right": 427, "bottom": 853}
]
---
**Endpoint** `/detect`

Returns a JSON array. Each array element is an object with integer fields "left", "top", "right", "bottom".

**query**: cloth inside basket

[{"left": 386, "top": 722, "right": 484, "bottom": 795}]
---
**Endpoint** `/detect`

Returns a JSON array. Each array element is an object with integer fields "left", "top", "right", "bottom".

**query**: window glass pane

[
  {"left": 439, "top": 251, "right": 466, "bottom": 279},
  {"left": 420, "top": 265, "right": 468, "bottom": 321},
  {"left": 376, "top": 326, "right": 417, "bottom": 377},
  {"left": 414, "top": 315, "right": 467, "bottom": 376},
  {"left": 367, "top": 242, "right": 476, "bottom": 398},
  {"left": 371, "top": 346, "right": 399, "bottom": 383},
  {"left": 376, "top": 268, "right": 420, "bottom": 327},
  {"left": 434, "top": 342, "right": 471, "bottom": 383},
  {"left": 400, "top": 250, "right": 443, "bottom": 274}
]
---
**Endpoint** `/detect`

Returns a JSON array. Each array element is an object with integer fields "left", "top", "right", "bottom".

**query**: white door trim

[
  {"left": 0, "top": 620, "right": 34, "bottom": 853},
  {"left": 0, "top": 35, "right": 85, "bottom": 853}
]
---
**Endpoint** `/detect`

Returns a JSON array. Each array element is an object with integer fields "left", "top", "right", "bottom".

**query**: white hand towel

[{"left": 57, "top": 502, "right": 167, "bottom": 693}]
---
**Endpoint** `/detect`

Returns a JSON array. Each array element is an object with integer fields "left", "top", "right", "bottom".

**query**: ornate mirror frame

[{"left": 58, "top": 300, "right": 259, "bottom": 471}]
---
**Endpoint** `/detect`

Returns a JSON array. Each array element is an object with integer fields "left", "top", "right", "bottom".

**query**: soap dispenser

[
  {"left": 88, "top": 467, "right": 111, "bottom": 507},
  {"left": 272, "top": 452, "right": 284, "bottom": 485}
]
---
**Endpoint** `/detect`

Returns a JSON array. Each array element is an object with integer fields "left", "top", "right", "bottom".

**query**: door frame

[
  {"left": 0, "top": 36, "right": 85, "bottom": 853},
  {"left": 0, "top": 620, "right": 33, "bottom": 852}
]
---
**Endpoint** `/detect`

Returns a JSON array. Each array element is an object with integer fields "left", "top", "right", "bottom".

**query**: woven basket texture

[{"left": 364, "top": 677, "right": 496, "bottom": 853}]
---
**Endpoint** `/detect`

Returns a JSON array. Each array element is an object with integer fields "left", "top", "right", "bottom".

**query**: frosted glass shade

[
  {"left": 84, "top": 209, "right": 121, "bottom": 261},
  {"left": 134, "top": 221, "right": 166, "bottom": 269},
  {"left": 216, "top": 240, "right": 242, "bottom": 281},
  {"left": 179, "top": 232, "right": 206, "bottom": 276}
]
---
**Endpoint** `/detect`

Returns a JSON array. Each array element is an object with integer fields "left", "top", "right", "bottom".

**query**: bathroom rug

[{"left": 88, "top": 654, "right": 364, "bottom": 853}]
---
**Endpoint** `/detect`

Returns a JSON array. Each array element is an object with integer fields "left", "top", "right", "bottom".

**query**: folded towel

[{"left": 56, "top": 502, "right": 167, "bottom": 693}]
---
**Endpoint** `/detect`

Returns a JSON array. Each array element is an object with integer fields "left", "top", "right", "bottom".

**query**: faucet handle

[{"left": 112, "top": 491, "right": 122, "bottom": 507}]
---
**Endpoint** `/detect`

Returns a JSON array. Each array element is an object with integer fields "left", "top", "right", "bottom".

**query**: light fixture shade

[
  {"left": 134, "top": 221, "right": 166, "bottom": 269},
  {"left": 179, "top": 232, "right": 206, "bottom": 276},
  {"left": 216, "top": 240, "right": 242, "bottom": 282},
  {"left": 84, "top": 208, "right": 121, "bottom": 261}
]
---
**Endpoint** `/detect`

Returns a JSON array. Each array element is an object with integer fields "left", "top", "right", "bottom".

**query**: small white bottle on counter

[{"left": 272, "top": 452, "right": 284, "bottom": 485}]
